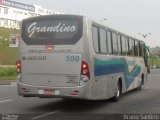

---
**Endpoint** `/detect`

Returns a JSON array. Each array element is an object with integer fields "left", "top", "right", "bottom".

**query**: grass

[
  {"left": 0, "top": 76, "right": 16, "bottom": 80},
  {"left": 148, "top": 56, "right": 160, "bottom": 68},
  {"left": 0, "top": 47, "right": 18, "bottom": 65},
  {"left": 0, "top": 27, "right": 19, "bottom": 65},
  {"left": 0, "top": 27, "right": 19, "bottom": 80},
  {"left": 0, "top": 67, "right": 17, "bottom": 80}
]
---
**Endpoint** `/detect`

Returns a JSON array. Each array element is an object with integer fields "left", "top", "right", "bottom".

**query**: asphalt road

[{"left": 0, "top": 69, "right": 160, "bottom": 120}]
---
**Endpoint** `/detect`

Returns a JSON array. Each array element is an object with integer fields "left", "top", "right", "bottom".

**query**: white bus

[{"left": 17, "top": 15, "right": 148, "bottom": 101}]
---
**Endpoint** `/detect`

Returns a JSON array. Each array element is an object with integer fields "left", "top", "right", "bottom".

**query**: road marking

[
  {"left": 11, "top": 82, "right": 17, "bottom": 85},
  {"left": 1, "top": 85, "right": 16, "bottom": 87},
  {"left": 0, "top": 99, "right": 14, "bottom": 103},
  {"left": 142, "top": 86, "right": 150, "bottom": 89},
  {"left": 31, "top": 110, "right": 60, "bottom": 120}
]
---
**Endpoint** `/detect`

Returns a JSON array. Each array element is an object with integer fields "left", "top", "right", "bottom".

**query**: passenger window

[
  {"left": 126, "top": 37, "right": 129, "bottom": 55},
  {"left": 135, "top": 41, "right": 139, "bottom": 56},
  {"left": 117, "top": 34, "right": 121, "bottom": 55},
  {"left": 128, "top": 38, "right": 135, "bottom": 56},
  {"left": 92, "top": 26, "right": 100, "bottom": 53},
  {"left": 107, "top": 31, "right": 112, "bottom": 54},
  {"left": 99, "top": 28, "right": 107, "bottom": 54},
  {"left": 139, "top": 42, "right": 144, "bottom": 57},
  {"left": 112, "top": 32, "right": 118, "bottom": 55},
  {"left": 121, "top": 35, "right": 126, "bottom": 55}
]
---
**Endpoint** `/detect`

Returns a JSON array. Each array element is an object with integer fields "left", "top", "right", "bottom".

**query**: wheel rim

[{"left": 116, "top": 83, "right": 120, "bottom": 98}]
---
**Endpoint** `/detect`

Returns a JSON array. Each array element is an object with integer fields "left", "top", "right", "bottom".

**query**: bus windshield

[{"left": 21, "top": 15, "right": 83, "bottom": 45}]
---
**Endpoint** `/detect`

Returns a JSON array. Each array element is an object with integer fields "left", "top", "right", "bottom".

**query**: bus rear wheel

[
  {"left": 136, "top": 80, "right": 143, "bottom": 91},
  {"left": 112, "top": 82, "right": 121, "bottom": 102},
  {"left": 136, "top": 75, "right": 144, "bottom": 91}
]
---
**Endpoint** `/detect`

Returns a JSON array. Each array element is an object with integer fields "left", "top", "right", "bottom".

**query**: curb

[{"left": 0, "top": 80, "right": 16, "bottom": 85}]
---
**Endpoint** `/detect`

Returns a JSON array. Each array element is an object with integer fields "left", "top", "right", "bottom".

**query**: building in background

[{"left": 0, "top": 0, "right": 62, "bottom": 29}]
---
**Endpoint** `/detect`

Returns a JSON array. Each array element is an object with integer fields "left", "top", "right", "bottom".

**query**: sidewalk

[{"left": 0, "top": 80, "right": 16, "bottom": 85}]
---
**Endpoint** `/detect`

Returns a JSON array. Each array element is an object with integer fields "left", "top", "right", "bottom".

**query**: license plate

[{"left": 39, "top": 89, "right": 55, "bottom": 95}]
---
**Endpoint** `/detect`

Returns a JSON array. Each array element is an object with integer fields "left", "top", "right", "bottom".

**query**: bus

[{"left": 17, "top": 15, "right": 148, "bottom": 101}]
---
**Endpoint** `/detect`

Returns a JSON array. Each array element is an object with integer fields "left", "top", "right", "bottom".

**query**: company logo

[
  {"left": 45, "top": 45, "right": 55, "bottom": 51},
  {"left": 27, "top": 22, "right": 76, "bottom": 38}
]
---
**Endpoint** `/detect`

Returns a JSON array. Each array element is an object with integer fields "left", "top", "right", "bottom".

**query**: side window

[
  {"left": 128, "top": 38, "right": 135, "bottom": 56},
  {"left": 121, "top": 35, "right": 126, "bottom": 55},
  {"left": 131, "top": 39, "right": 135, "bottom": 56},
  {"left": 99, "top": 28, "right": 107, "bottom": 54},
  {"left": 139, "top": 42, "right": 144, "bottom": 57},
  {"left": 112, "top": 32, "right": 118, "bottom": 54},
  {"left": 107, "top": 31, "right": 112, "bottom": 54},
  {"left": 117, "top": 34, "right": 121, "bottom": 55},
  {"left": 92, "top": 26, "right": 100, "bottom": 53},
  {"left": 138, "top": 41, "right": 141, "bottom": 57},
  {"left": 135, "top": 40, "right": 139, "bottom": 56},
  {"left": 125, "top": 37, "right": 129, "bottom": 55}
]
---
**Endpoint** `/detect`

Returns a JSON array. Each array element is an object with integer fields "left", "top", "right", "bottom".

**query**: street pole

[
  {"left": 138, "top": 33, "right": 151, "bottom": 39},
  {"left": 100, "top": 19, "right": 107, "bottom": 24}
]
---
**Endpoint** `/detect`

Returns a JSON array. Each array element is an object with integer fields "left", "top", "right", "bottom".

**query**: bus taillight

[
  {"left": 16, "top": 60, "right": 21, "bottom": 74},
  {"left": 81, "top": 61, "right": 90, "bottom": 80}
]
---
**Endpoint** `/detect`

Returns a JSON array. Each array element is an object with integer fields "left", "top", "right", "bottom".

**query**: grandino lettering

[{"left": 27, "top": 22, "right": 76, "bottom": 38}]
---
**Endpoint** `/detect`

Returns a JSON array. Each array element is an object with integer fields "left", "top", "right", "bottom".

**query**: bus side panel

[
  {"left": 92, "top": 55, "right": 145, "bottom": 99},
  {"left": 126, "top": 57, "right": 147, "bottom": 91},
  {"left": 92, "top": 56, "right": 125, "bottom": 99}
]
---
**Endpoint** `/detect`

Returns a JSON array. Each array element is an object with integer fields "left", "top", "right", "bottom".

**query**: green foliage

[
  {"left": 156, "top": 65, "right": 160, "bottom": 68},
  {"left": 0, "top": 67, "right": 17, "bottom": 78},
  {"left": 0, "top": 76, "right": 16, "bottom": 80},
  {"left": 0, "top": 43, "right": 18, "bottom": 65},
  {"left": 0, "top": 48, "right": 18, "bottom": 65},
  {"left": 0, "top": 27, "right": 20, "bottom": 39},
  {"left": 148, "top": 56, "right": 160, "bottom": 68},
  {"left": 0, "top": 27, "right": 19, "bottom": 65}
]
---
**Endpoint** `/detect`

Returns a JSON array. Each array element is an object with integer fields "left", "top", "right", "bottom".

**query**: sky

[{"left": 14, "top": 0, "right": 160, "bottom": 47}]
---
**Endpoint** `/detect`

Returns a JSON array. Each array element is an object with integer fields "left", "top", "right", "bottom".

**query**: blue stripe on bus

[{"left": 94, "top": 58, "right": 141, "bottom": 88}]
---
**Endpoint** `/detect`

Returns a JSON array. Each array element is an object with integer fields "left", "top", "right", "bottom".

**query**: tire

[
  {"left": 147, "top": 68, "right": 150, "bottom": 74},
  {"left": 136, "top": 80, "right": 142, "bottom": 91},
  {"left": 136, "top": 75, "right": 144, "bottom": 91},
  {"left": 112, "top": 82, "right": 121, "bottom": 102}
]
